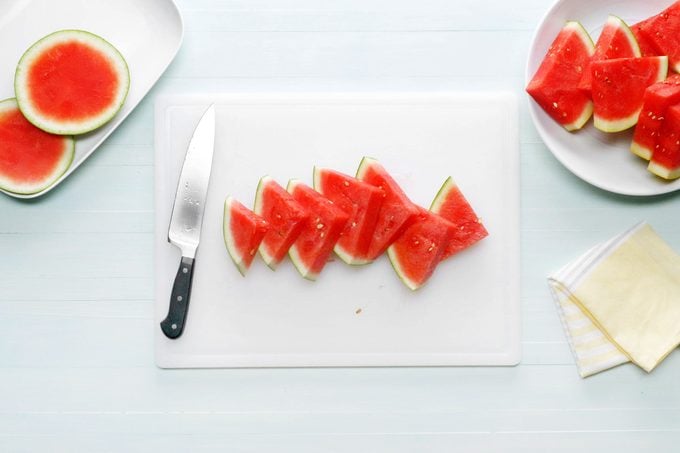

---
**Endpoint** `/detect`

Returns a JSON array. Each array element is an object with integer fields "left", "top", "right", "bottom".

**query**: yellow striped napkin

[{"left": 548, "top": 222, "right": 680, "bottom": 377}]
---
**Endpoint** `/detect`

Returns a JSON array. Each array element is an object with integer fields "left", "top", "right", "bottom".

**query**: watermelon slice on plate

[
  {"left": 648, "top": 104, "right": 680, "bottom": 179},
  {"left": 592, "top": 56, "right": 668, "bottom": 132},
  {"left": 636, "top": 2, "right": 680, "bottom": 73},
  {"left": 526, "top": 21, "right": 595, "bottom": 131},
  {"left": 578, "top": 15, "right": 640, "bottom": 94},
  {"left": 631, "top": 74, "right": 680, "bottom": 160},
  {"left": 254, "top": 176, "right": 308, "bottom": 270},
  {"left": 631, "top": 19, "right": 661, "bottom": 57},
  {"left": 0, "top": 98, "right": 74, "bottom": 194},
  {"left": 14, "top": 30, "right": 130, "bottom": 135},
  {"left": 313, "top": 167, "right": 383, "bottom": 265},
  {"left": 223, "top": 196, "right": 270, "bottom": 276},
  {"left": 287, "top": 180, "right": 350, "bottom": 280},
  {"left": 387, "top": 208, "right": 456, "bottom": 291},
  {"left": 430, "top": 177, "right": 488, "bottom": 260},
  {"left": 356, "top": 157, "right": 419, "bottom": 260}
]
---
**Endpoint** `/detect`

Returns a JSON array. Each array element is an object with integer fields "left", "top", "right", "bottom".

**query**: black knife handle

[{"left": 160, "top": 256, "right": 195, "bottom": 339}]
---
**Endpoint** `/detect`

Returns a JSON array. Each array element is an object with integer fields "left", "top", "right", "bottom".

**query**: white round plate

[{"left": 526, "top": 0, "right": 680, "bottom": 196}]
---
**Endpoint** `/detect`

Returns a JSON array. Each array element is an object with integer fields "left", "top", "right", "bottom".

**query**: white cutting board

[{"left": 154, "top": 93, "right": 520, "bottom": 368}]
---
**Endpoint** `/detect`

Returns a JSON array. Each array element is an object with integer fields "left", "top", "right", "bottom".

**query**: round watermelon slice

[
  {"left": 592, "top": 56, "right": 668, "bottom": 133},
  {"left": 429, "top": 177, "right": 488, "bottom": 260},
  {"left": 0, "top": 98, "right": 74, "bottom": 194},
  {"left": 526, "top": 21, "right": 595, "bottom": 131},
  {"left": 223, "top": 196, "right": 270, "bottom": 276},
  {"left": 287, "top": 180, "right": 350, "bottom": 280},
  {"left": 15, "top": 30, "right": 130, "bottom": 135},
  {"left": 578, "top": 15, "right": 640, "bottom": 94},
  {"left": 313, "top": 167, "right": 384, "bottom": 265}
]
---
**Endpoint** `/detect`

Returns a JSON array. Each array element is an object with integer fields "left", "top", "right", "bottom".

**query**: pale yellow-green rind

[
  {"left": 594, "top": 56, "right": 668, "bottom": 133},
  {"left": 565, "top": 21, "right": 595, "bottom": 56},
  {"left": 563, "top": 101, "right": 593, "bottom": 132},
  {"left": 648, "top": 160, "right": 680, "bottom": 180},
  {"left": 386, "top": 244, "right": 420, "bottom": 291},
  {"left": 429, "top": 176, "right": 456, "bottom": 213},
  {"left": 630, "top": 140, "right": 653, "bottom": 160},
  {"left": 607, "top": 15, "right": 641, "bottom": 58},
  {"left": 0, "top": 98, "right": 75, "bottom": 194},
  {"left": 355, "top": 156, "right": 379, "bottom": 180},
  {"left": 223, "top": 196, "right": 248, "bottom": 277},
  {"left": 253, "top": 175, "right": 279, "bottom": 270},
  {"left": 15, "top": 29, "right": 130, "bottom": 135},
  {"left": 286, "top": 178, "right": 318, "bottom": 280}
]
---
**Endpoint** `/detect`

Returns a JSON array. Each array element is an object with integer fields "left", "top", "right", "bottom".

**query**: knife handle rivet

[
  {"left": 177, "top": 296, "right": 183, "bottom": 302},
  {"left": 183, "top": 267, "right": 188, "bottom": 274},
  {"left": 171, "top": 323, "right": 177, "bottom": 330}
]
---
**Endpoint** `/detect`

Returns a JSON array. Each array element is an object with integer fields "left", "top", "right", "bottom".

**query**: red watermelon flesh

[
  {"left": 636, "top": 2, "right": 680, "bottom": 73},
  {"left": 254, "top": 176, "right": 308, "bottom": 270},
  {"left": 648, "top": 103, "right": 680, "bottom": 179},
  {"left": 223, "top": 196, "right": 270, "bottom": 276},
  {"left": 0, "top": 98, "right": 74, "bottom": 194},
  {"left": 356, "top": 157, "right": 419, "bottom": 260},
  {"left": 631, "top": 20, "right": 661, "bottom": 57},
  {"left": 578, "top": 15, "right": 641, "bottom": 94},
  {"left": 526, "top": 21, "right": 595, "bottom": 131},
  {"left": 313, "top": 167, "right": 384, "bottom": 265},
  {"left": 287, "top": 180, "right": 350, "bottom": 280},
  {"left": 387, "top": 208, "right": 456, "bottom": 291},
  {"left": 429, "top": 177, "right": 488, "bottom": 260},
  {"left": 631, "top": 74, "right": 680, "bottom": 160},
  {"left": 592, "top": 56, "right": 668, "bottom": 132}
]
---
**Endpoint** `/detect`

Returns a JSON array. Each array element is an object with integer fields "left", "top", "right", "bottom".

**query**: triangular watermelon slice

[
  {"left": 635, "top": 2, "right": 680, "bottom": 73},
  {"left": 356, "top": 157, "right": 419, "bottom": 260},
  {"left": 429, "top": 177, "right": 488, "bottom": 260},
  {"left": 631, "top": 19, "right": 662, "bottom": 57},
  {"left": 526, "top": 21, "right": 595, "bottom": 131},
  {"left": 287, "top": 180, "right": 350, "bottom": 280},
  {"left": 313, "top": 167, "right": 384, "bottom": 265},
  {"left": 648, "top": 103, "right": 680, "bottom": 179},
  {"left": 592, "top": 56, "right": 668, "bottom": 132},
  {"left": 631, "top": 74, "right": 680, "bottom": 160},
  {"left": 223, "top": 196, "right": 270, "bottom": 276},
  {"left": 578, "top": 15, "right": 640, "bottom": 94}
]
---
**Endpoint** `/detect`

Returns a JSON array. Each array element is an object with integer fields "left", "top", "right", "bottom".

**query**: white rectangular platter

[
  {"left": 0, "top": 0, "right": 183, "bottom": 198},
  {"left": 154, "top": 93, "right": 520, "bottom": 368}
]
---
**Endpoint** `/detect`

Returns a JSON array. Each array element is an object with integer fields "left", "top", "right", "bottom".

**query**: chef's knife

[{"left": 160, "top": 104, "right": 216, "bottom": 339}]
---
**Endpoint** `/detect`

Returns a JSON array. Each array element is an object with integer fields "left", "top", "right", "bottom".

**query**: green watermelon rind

[
  {"left": 14, "top": 29, "right": 130, "bottom": 135},
  {"left": 648, "top": 160, "right": 680, "bottom": 180},
  {"left": 429, "top": 176, "right": 456, "bottom": 213},
  {"left": 222, "top": 196, "right": 249, "bottom": 277},
  {"left": 607, "top": 15, "right": 642, "bottom": 59},
  {"left": 312, "top": 166, "right": 373, "bottom": 266},
  {"left": 286, "top": 179, "right": 319, "bottom": 281},
  {"left": 386, "top": 244, "right": 421, "bottom": 291},
  {"left": 355, "top": 155, "right": 377, "bottom": 181},
  {"left": 0, "top": 98, "right": 75, "bottom": 195},
  {"left": 594, "top": 56, "right": 669, "bottom": 133},
  {"left": 562, "top": 21, "right": 596, "bottom": 132},
  {"left": 253, "top": 175, "right": 280, "bottom": 270},
  {"left": 631, "top": 140, "right": 653, "bottom": 160}
]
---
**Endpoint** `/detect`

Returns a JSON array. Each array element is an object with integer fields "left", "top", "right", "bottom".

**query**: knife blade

[{"left": 160, "top": 104, "right": 216, "bottom": 339}]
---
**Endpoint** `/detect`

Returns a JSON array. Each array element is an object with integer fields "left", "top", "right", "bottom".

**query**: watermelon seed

[
  {"left": 351, "top": 221, "right": 357, "bottom": 228},
  {"left": 552, "top": 102, "right": 558, "bottom": 109},
  {"left": 320, "top": 232, "right": 325, "bottom": 238},
  {"left": 317, "top": 223, "right": 324, "bottom": 229},
  {"left": 343, "top": 181, "right": 350, "bottom": 187},
  {"left": 428, "top": 245, "right": 435, "bottom": 252}
]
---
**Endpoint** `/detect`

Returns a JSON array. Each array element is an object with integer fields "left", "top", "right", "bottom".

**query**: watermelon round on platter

[
  {"left": 648, "top": 104, "right": 680, "bottom": 180},
  {"left": 578, "top": 15, "right": 640, "bottom": 94},
  {"left": 631, "top": 74, "right": 680, "bottom": 160},
  {"left": 313, "top": 167, "right": 383, "bottom": 265},
  {"left": 429, "top": 177, "right": 488, "bottom": 260},
  {"left": 356, "top": 157, "right": 419, "bottom": 260},
  {"left": 254, "top": 176, "right": 308, "bottom": 270},
  {"left": 0, "top": 98, "right": 74, "bottom": 194},
  {"left": 287, "top": 180, "right": 350, "bottom": 280},
  {"left": 592, "top": 56, "right": 668, "bottom": 133},
  {"left": 223, "top": 196, "right": 270, "bottom": 276},
  {"left": 15, "top": 30, "right": 130, "bottom": 135},
  {"left": 526, "top": 21, "right": 595, "bottom": 131}
]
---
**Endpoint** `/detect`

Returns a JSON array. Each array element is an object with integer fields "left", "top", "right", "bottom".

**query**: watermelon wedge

[
  {"left": 0, "top": 98, "right": 74, "bottom": 194},
  {"left": 387, "top": 208, "right": 456, "bottom": 291},
  {"left": 592, "top": 56, "right": 668, "bottom": 132},
  {"left": 578, "top": 15, "right": 640, "bottom": 94},
  {"left": 430, "top": 177, "right": 488, "bottom": 260},
  {"left": 631, "top": 74, "right": 680, "bottom": 160},
  {"left": 287, "top": 180, "right": 350, "bottom": 280},
  {"left": 356, "top": 157, "right": 420, "bottom": 260},
  {"left": 648, "top": 104, "right": 680, "bottom": 179},
  {"left": 15, "top": 30, "right": 130, "bottom": 135},
  {"left": 631, "top": 20, "right": 661, "bottom": 57},
  {"left": 223, "top": 196, "right": 270, "bottom": 276},
  {"left": 254, "top": 176, "right": 308, "bottom": 270},
  {"left": 313, "top": 167, "right": 383, "bottom": 265},
  {"left": 636, "top": 2, "right": 680, "bottom": 73},
  {"left": 526, "top": 21, "right": 595, "bottom": 131}
]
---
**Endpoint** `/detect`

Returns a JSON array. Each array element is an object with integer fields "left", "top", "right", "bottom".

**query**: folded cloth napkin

[{"left": 548, "top": 222, "right": 680, "bottom": 377}]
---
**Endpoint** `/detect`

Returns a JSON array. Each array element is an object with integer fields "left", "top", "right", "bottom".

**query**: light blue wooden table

[{"left": 2, "top": 0, "right": 680, "bottom": 451}]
